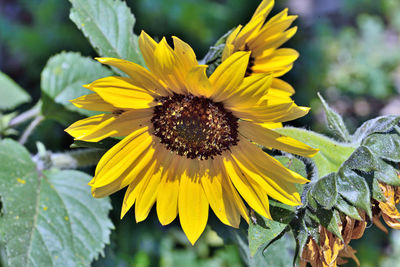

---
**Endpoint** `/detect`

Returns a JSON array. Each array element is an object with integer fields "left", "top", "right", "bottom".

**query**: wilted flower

[
  {"left": 300, "top": 214, "right": 366, "bottom": 267},
  {"left": 373, "top": 181, "right": 400, "bottom": 232}
]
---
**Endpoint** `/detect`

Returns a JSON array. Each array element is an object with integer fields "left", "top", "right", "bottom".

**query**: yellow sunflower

[
  {"left": 223, "top": 0, "right": 299, "bottom": 96},
  {"left": 65, "top": 31, "right": 318, "bottom": 245}
]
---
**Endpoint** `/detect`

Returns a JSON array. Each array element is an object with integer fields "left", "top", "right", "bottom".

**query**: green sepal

[
  {"left": 374, "top": 159, "right": 400, "bottom": 186},
  {"left": 337, "top": 167, "right": 372, "bottom": 218},
  {"left": 335, "top": 195, "right": 363, "bottom": 221},
  {"left": 318, "top": 93, "right": 351, "bottom": 142},
  {"left": 309, "top": 173, "right": 338, "bottom": 209},
  {"left": 306, "top": 208, "right": 343, "bottom": 241},
  {"left": 352, "top": 115, "right": 400, "bottom": 143},
  {"left": 363, "top": 133, "right": 400, "bottom": 162},
  {"left": 372, "top": 178, "right": 386, "bottom": 202},
  {"left": 202, "top": 29, "right": 233, "bottom": 76}
]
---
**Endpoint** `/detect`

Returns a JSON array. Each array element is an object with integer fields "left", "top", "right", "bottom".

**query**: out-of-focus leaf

[
  {"left": 0, "top": 71, "right": 31, "bottom": 110},
  {"left": 309, "top": 173, "right": 338, "bottom": 209},
  {"left": 318, "top": 92, "right": 351, "bottom": 142},
  {"left": 40, "top": 52, "right": 112, "bottom": 124},
  {"left": 69, "top": 0, "right": 144, "bottom": 69},
  {"left": 71, "top": 138, "right": 120, "bottom": 150},
  {"left": 276, "top": 127, "right": 356, "bottom": 177},
  {"left": 248, "top": 214, "right": 288, "bottom": 256},
  {"left": 0, "top": 139, "right": 113, "bottom": 267}
]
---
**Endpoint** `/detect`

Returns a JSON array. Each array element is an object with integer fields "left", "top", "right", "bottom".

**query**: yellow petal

[
  {"left": 134, "top": 160, "right": 161, "bottom": 222},
  {"left": 251, "top": 26, "right": 297, "bottom": 56},
  {"left": 209, "top": 51, "right": 250, "bottom": 102},
  {"left": 65, "top": 109, "right": 152, "bottom": 142},
  {"left": 252, "top": 48, "right": 299, "bottom": 73},
  {"left": 157, "top": 156, "right": 181, "bottom": 225},
  {"left": 222, "top": 153, "right": 271, "bottom": 219},
  {"left": 95, "top": 57, "right": 170, "bottom": 96},
  {"left": 178, "top": 158, "right": 209, "bottom": 245},
  {"left": 152, "top": 38, "right": 186, "bottom": 94},
  {"left": 231, "top": 141, "right": 303, "bottom": 205},
  {"left": 172, "top": 36, "right": 198, "bottom": 73},
  {"left": 201, "top": 159, "right": 241, "bottom": 227},
  {"left": 239, "top": 120, "right": 319, "bottom": 157},
  {"left": 135, "top": 145, "right": 172, "bottom": 222},
  {"left": 228, "top": 101, "right": 294, "bottom": 123},
  {"left": 70, "top": 93, "right": 115, "bottom": 112},
  {"left": 251, "top": 0, "right": 274, "bottom": 19},
  {"left": 87, "top": 76, "right": 157, "bottom": 109},
  {"left": 186, "top": 65, "right": 213, "bottom": 98},
  {"left": 138, "top": 30, "right": 158, "bottom": 73},
  {"left": 91, "top": 127, "right": 154, "bottom": 188},
  {"left": 222, "top": 73, "right": 272, "bottom": 109}
]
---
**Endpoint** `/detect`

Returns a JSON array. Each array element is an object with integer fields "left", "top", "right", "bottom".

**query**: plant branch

[
  {"left": 18, "top": 115, "right": 44, "bottom": 145},
  {"left": 9, "top": 101, "right": 41, "bottom": 127}
]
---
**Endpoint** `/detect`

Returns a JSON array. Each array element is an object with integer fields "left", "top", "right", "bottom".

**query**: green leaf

[
  {"left": 0, "top": 71, "right": 31, "bottom": 110},
  {"left": 318, "top": 92, "right": 351, "bottom": 142},
  {"left": 352, "top": 115, "right": 400, "bottom": 143},
  {"left": 40, "top": 52, "right": 112, "bottom": 124},
  {"left": 248, "top": 214, "right": 288, "bottom": 256},
  {"left": 0, "top": 139, "right": 113, "bottom": 266},
  {"left": 69, "top": 0, "right": 144, "bottom": 68},
  {"left": 310, "top": 173, "right": 338, "bottom": 209},
  {"left": 335, "top": 195, "right": 363, "bottom": 221},
  {"left": 276, "top": 127, "right": 356, "bottom": 177}
]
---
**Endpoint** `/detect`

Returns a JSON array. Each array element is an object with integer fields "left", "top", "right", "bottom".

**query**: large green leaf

[
  {"left": 276, "top": 127, "right": 356, "bottom": 177},
  {"left": 69, "top": 0, "right": 144, "bottom": 67},
  {"left": 41, "top": 52, "right": 112, "bottom": 124},
  {"left": 0, "top": 139, "right": 113, "bottom": 266},
  {"left": 0, "top": 71, "right": 31, "bottom": 110},
  {"left": 248, "top": 214, "right": 287, "bottom": 256}
]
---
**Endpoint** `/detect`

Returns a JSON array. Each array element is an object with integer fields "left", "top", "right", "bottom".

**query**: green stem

[
  {"left": 9, "top": 101, "right": 41, "bottom": 127},
  {"left": 51, "top": 148, "right": 105, "bottom": 169},
  {"left": 18, "top": 115, "right": 44, "bottom": 145}
]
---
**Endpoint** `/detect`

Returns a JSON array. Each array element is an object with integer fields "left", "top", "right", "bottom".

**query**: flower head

[
  {"left": 223, "top": 0, "right": 298, "bottom": 96},
  {"left": 65, "top": 31, "right": 318, "bottom": 244}
]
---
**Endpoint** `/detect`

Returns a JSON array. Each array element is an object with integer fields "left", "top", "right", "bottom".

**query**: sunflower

[
  {"left": 65, "top": 31, "right": 318, "bottom": 245},
  {"left": 223, "top": 0, "right": 298, "bottom": 96}
]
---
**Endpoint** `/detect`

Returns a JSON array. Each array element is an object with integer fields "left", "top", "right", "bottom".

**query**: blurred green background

[{"left": 1, "top": 0, "right": 400, "bottom": 266}]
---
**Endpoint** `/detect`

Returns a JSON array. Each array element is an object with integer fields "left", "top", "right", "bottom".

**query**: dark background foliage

[{"left": 1, "top": 0, "right": 400, "bottom": 266}]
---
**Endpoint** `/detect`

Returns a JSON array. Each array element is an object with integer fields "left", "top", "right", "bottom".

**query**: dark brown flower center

[{"left": 151, "top": 94, "right": 239, "bottom": 160}]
